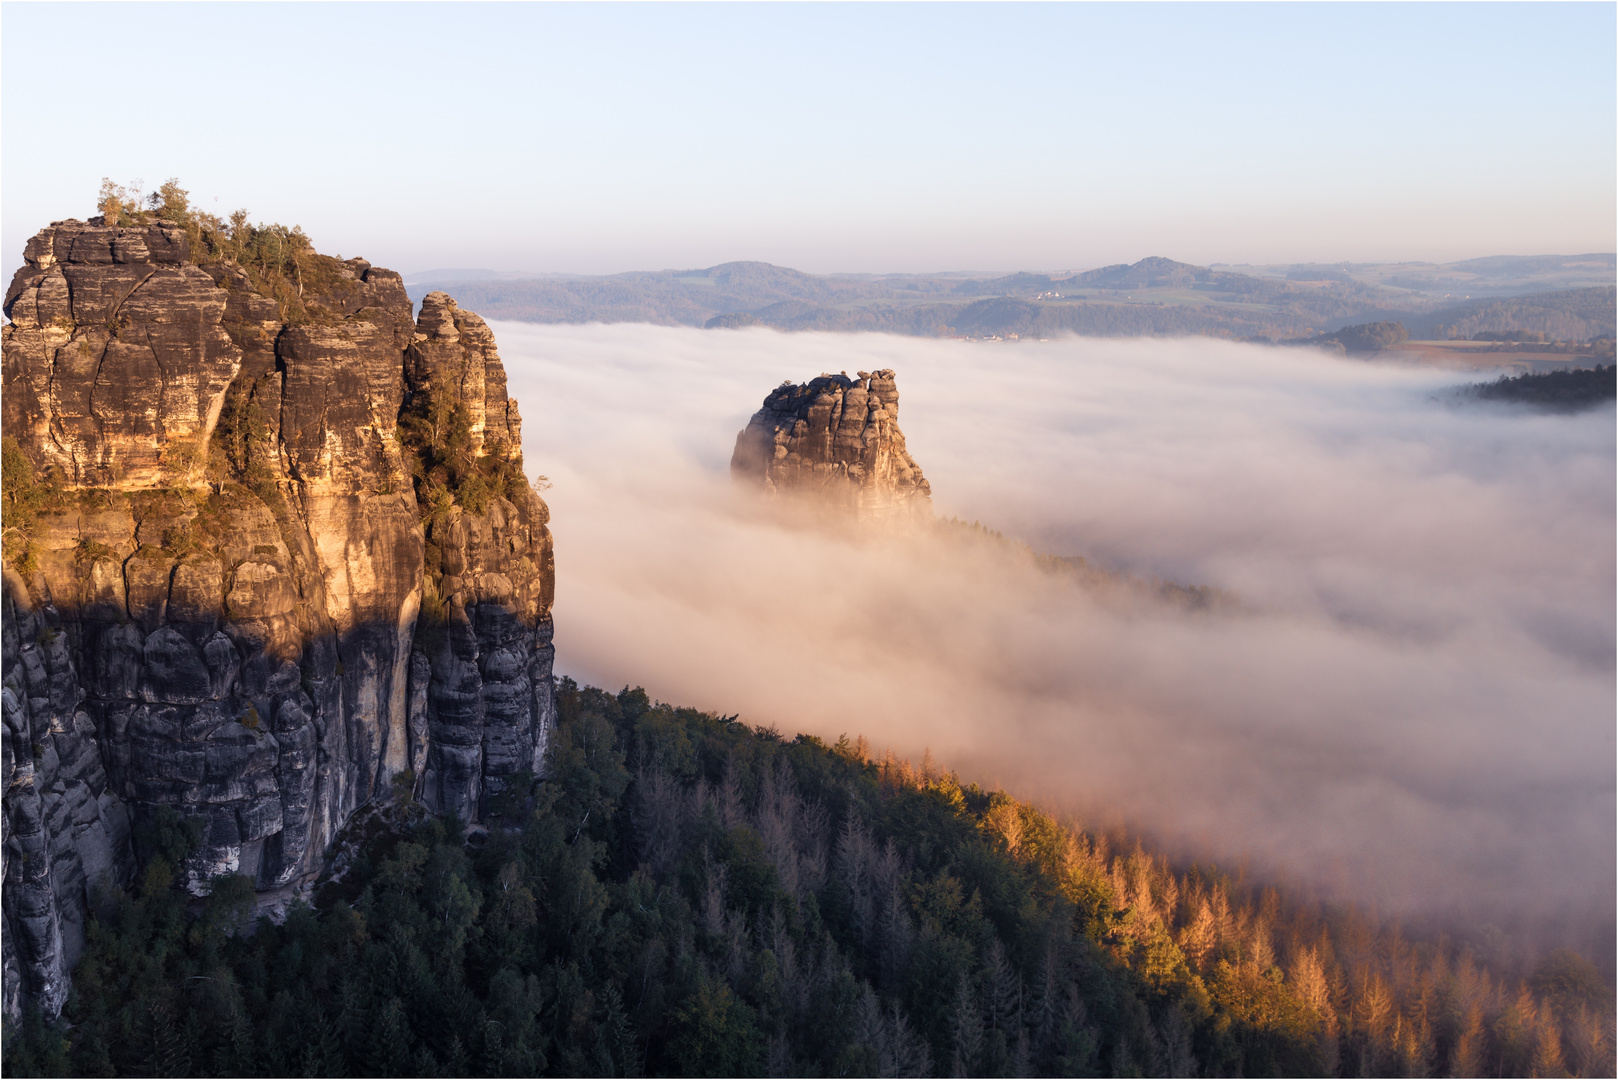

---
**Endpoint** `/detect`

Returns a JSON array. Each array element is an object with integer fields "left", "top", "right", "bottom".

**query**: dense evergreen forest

[
  {"left": 4, "top": 681, "right": 1612, "bottom": 1077},
  {"left": 1468, "top": 365, "right": 1616, "bottom": 411}
]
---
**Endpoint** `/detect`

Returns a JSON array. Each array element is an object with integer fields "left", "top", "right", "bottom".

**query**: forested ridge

[
  {"left": 4, "top": 682, "right": 1611, "bottom": 1078},
  {"left": 404, "top": 258, "right": 1616, "bottom": 344},
  {"left": 1466, "top": 365, "right": 1617, "bottom": 411}
]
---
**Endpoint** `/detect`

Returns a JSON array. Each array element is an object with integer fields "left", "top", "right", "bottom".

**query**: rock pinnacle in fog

[{"left": 730, "top": 368, "right": 931, "bottom": 523}]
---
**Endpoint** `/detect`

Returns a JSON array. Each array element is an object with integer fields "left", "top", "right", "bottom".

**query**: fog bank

[{"left": 494, "top": 321, "right": 1615, "bottom": 944}]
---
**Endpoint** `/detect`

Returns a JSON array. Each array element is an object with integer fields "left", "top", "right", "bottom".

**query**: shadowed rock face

[
  {"left": 730, "top": 368, "right": 932, "bottom": 522},
  {"left": 0, "top": 222, "right": 554, "bottom": 1019}
]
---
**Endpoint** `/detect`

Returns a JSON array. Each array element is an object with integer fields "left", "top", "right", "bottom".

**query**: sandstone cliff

[
  {"left": 730, "top": 369, "right": 932, "bottom": 521},
  {"left": 0, "top": 215, "right": 554, "bottom": 1019}
]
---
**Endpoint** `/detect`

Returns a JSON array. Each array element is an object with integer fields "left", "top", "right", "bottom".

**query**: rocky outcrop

[
  {"left": 407, "top": 291, "right": 521, "bottom": 455},
  {"left": 406, "top": 293, "right": 555, "bottom": 823},
  {"left": 1, "top": 219, "right": 554, "bottom": 1019},
  {"left": 730, "top": 369, "right": 932, "bottom": 522},
  {"left": 3, "top": 220, "right": 235, "bottom": 489}
]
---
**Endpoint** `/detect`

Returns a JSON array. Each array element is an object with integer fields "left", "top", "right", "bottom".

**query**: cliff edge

[{"left": 0, "top": 207, "right": 554, "bottom": 1019}]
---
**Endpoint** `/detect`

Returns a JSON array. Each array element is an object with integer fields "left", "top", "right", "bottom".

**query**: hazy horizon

[
  {"left": 4, "top": 3, "right": 1613, "bottom": 279},
  {"left": 395, "top": 248, "right": 1618, "bottom": 284}
]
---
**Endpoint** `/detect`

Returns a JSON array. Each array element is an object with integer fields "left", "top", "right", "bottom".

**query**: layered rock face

[
  {"left": 3, "top": 221, "right": 231, "bottom": 489},
  {"left": 1, "top": 220, "right": 554, "bottom": 1019},
  {"left": 730, "top": 369, "right": 932, "bottom": 521},
  {"left": 405, "top": 293, "right": 555, "bottom": 823}
]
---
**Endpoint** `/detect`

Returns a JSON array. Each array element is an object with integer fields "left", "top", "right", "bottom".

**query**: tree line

[
  {"left": 1468, "top": 365, "right": 1616, "bottom": 411},
  {"left": 3, "top": 681, "right": 1611, "bottom": 1077}
]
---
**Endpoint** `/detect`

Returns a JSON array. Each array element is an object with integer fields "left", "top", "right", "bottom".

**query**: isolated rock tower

[{"left": 730, "top": 369, "right": 932, "bottom": 522}]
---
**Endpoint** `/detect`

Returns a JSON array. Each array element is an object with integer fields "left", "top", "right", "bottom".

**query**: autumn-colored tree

[{"left": 6, "top": 679, "right": 1611, "bottom": 1078}]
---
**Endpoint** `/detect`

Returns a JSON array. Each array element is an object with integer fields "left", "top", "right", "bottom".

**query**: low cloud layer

[{"left": 494, "top": 321, "right": 1614, "bottom": 946}]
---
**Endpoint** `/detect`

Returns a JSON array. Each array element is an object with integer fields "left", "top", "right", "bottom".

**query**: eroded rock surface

[
  {"left": 1, "top": 221, "right": 555, "bottom": 1019},
  {"left": 406, "top": 293, "right": 555, "bottom": 823},
  {"left": 3, "top": 220, "right": 235, "bottom": 489},
  {"left": 1, "top": 576, "right": 136, "bottom": 1019},
  {"left": 731, "top": 369, "right": 932, "bottom": 522}
]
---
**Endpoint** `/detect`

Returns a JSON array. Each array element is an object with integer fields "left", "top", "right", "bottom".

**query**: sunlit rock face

[
  {"left": 730, "top": 369, "right": 932, "bottom": 523},
  {"left": 2, "top": 220, "right": 236, "bottom": 489},
  {"left": 0, "top": 222, "right": 554, "bottom": 1020}
]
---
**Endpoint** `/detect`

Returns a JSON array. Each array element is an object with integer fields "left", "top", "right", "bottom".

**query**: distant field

[{"left": 1382, "top": 340, "right": 1612, "bottom": 374}]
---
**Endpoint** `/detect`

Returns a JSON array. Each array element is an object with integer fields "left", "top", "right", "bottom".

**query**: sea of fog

[{"left": 492, "top": 321, "right": 1615, "bottom": 952}]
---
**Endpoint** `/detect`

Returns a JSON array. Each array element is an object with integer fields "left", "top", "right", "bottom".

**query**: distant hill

[
  {"left": 1381, "top": 254, "right": 1616, "bottom": 297},
  {"left": 1404, "top": 287, "right": 1616, "bottom": 342},
  {"left": 1071, "top": 255, "right": 1202, "bottom": 290},
  {"left": 1219, "top": 253, "right": 1616, "bottom": 298},
  {"left": 1286, "top": 266, "right": 1357, "bottom": 284},
  {"left": 1292, "top": 321, "right": 1411, "bottom": 355},
  {"left": 703, "top": 312, "right": 761, "bottom": 329},
  {"left": 406, "top": 255, "right": 1616, "bottom": 344}
]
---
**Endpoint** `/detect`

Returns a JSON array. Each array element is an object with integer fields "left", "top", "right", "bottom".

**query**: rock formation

[
  {"left": 0, "top": 216, "right": 554, "bottom": 1019},
  {"left": 730, "top": 369, "right": 932, "bottom": 522}
]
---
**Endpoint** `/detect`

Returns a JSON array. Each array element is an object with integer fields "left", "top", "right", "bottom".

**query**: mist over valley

[
  {"left": 499, "top": 322, "right": 1616, "bottom": 950},
  {"left": 4, "top": 195, "right": 1612, "bottom": 1080},
  {"left": 3, "top": 1, "right": 1613, "bottom": 1074}
]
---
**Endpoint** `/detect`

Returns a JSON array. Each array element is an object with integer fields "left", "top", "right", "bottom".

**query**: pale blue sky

[{"left": 3, "top": 2, "right": 1613, "bottom": 275}]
